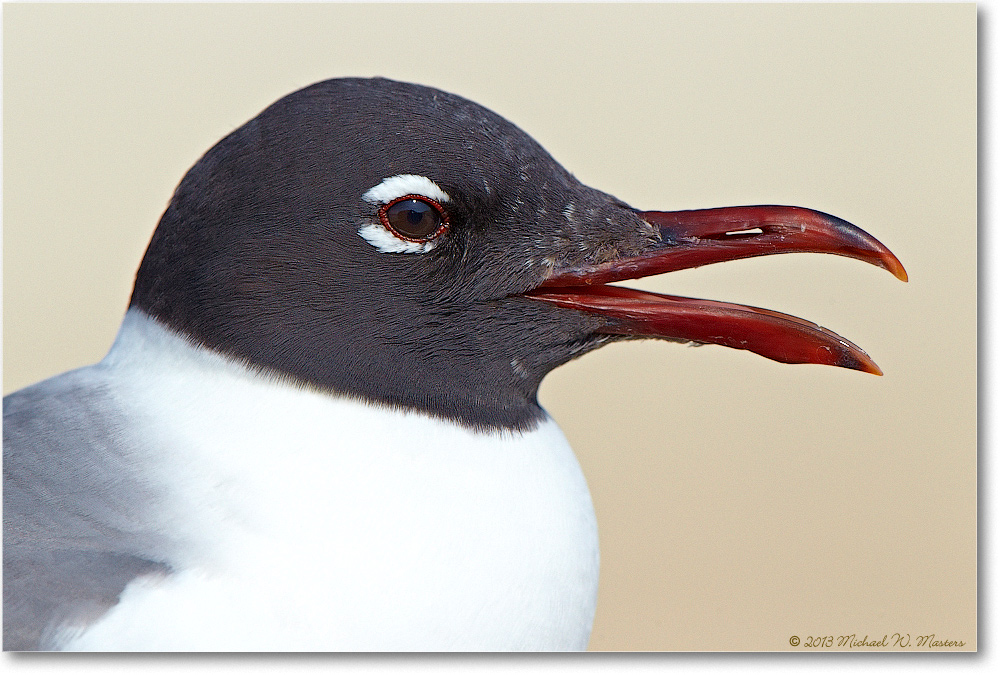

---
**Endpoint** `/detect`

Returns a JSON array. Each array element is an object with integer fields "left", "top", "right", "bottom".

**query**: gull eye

[{"left": 380, "top": 195, "right": 449, "bottom": 241}]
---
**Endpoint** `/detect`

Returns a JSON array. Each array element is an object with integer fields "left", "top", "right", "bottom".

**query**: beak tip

[
  {"left": 835, "top": 344, "right": 883, "bottom": 376},
  {"left": 854, "top": 356, "right": 884, "bottom": 376},
  {"left": 885, "top": 256, "right": 909, "bottom": 282}
]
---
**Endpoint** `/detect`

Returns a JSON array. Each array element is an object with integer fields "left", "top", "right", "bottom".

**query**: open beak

[{"left": 524, "top": 205, "right": 907, "bottom": 375}]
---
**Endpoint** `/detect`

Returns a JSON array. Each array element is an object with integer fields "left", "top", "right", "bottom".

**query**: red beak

[{"left": 524, "top": 205, "right": 907, "bottom": 375}]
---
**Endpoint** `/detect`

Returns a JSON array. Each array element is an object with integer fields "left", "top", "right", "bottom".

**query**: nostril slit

[{"left": 723, "top": 227, "right": 764, "bottom": 237}]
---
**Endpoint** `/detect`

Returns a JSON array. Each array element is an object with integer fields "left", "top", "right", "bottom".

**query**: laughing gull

[{"left": 3, "top": 77, "right": 907, "bottom": 651}]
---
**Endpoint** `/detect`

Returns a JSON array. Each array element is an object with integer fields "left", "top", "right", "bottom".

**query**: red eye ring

[{"left": 378, "top": 194, "right": 450, "bottom": 242}]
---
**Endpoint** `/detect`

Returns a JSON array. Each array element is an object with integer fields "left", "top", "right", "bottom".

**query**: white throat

[{"left": 61, "top": 310, "right": 599, "bottom": 650}]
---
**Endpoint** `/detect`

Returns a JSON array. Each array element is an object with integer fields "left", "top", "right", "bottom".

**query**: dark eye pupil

[{"left": 385, "top": 199, "right": 442, "bottom": 239}]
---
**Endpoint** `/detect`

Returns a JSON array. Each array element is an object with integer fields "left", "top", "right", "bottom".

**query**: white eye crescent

[{"left": 360, "top": 175, "right": 453, "bottom": 253}]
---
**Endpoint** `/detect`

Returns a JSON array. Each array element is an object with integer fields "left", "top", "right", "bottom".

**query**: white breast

[{"left": 60, "top": 310, "right": 599, "bottom": 651}]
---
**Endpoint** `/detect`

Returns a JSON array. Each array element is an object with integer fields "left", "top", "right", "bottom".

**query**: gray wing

[{"left": 3, "top": 369, "right": 173, "bottom": 650}]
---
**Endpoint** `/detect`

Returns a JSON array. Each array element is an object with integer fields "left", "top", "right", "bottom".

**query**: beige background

[{"left": 3, "top": 3, "right": 976, "bottom": 651}]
